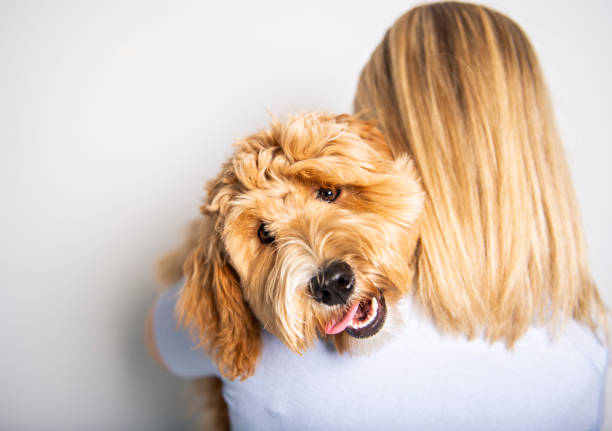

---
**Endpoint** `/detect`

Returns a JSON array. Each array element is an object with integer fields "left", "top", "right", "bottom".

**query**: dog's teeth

[{"left": 348, "top": 296, "right": 379, "bottom": 330}]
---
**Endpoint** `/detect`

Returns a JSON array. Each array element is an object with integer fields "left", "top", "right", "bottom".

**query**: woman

[{"left": 147, "top": 3, "right": 608, "bottom": 429}]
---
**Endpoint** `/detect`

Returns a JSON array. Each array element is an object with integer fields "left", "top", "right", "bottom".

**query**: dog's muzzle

[
  {"left": 309, "top": 260, "right": 354, "bottom": 306},
  {"left": 310, "top": 261, "right": 388, "bottom": 339}
]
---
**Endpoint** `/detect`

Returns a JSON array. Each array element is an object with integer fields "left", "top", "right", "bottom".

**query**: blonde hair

[{"left": 354, "top": 2, "right": 606, "bottom": 344}]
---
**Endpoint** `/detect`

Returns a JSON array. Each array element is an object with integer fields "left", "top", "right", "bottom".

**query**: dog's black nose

[{"left": 309, "top": 261, "right": 354, "bottom": 306}]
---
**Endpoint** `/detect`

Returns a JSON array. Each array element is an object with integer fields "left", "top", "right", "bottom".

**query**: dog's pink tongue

[{"left": 325, "top": 302, "right": 360, "bottom": 335}]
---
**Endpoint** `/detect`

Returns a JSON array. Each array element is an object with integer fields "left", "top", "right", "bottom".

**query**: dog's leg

[{"left": 191, "top": 377, "right": 230, "bottom": 431}]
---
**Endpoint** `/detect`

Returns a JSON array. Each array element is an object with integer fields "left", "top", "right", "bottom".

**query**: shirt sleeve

[{"left": 153, "top": 283, "right": 219, "bottom": 378}]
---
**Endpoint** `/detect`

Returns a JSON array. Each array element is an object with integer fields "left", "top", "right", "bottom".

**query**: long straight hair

[{"left": 354, "top": 2, "right": 606, "bottom": 344}]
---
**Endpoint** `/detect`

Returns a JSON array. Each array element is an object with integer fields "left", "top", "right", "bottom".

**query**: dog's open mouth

[{"left": 324, "top": 291, "right": 387, "bottom": 338}]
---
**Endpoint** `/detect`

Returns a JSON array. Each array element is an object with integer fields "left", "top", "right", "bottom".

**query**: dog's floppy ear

[{"left": 176, "top": 217, "right": 261, "bottom": 380}]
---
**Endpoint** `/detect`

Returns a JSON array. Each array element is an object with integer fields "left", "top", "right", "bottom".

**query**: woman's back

[{"left": 155, "top": 286, "right": 608, "bottom": 430}]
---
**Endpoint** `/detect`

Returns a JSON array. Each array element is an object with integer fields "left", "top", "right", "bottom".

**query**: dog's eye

[
  {"left": 317, "top": 187, "right": 341, "bottom": 203},
  {"left": 257, "top": 223, "right": 275, "bottom": 244}
]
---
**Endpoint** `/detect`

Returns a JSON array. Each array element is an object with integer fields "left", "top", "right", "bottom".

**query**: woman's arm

[{"left": 145, "top": 284, "right": 219, "bottom": 378}]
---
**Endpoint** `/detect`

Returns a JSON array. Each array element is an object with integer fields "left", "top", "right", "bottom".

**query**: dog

[{"left": 157, "top": 112, "right": 424, "bottom": 427}]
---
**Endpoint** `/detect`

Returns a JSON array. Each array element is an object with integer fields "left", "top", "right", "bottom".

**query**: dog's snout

[{"left": 309, "top": 261, "right": 354, "bottom": 306}]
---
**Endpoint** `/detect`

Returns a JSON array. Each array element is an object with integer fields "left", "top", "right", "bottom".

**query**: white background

[{"left": 1, "top": 1, "right": 610, "bottom": 429}]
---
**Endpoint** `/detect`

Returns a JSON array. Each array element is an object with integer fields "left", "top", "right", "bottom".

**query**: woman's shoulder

[
  {"left": 153, "top": 284, "right": 219, "bottom": 378},
  {"left": 224, "top": 298, "right": 608, "bottom": 430},
  {"left": 154, "top": 285, "right": 608, "bottom": 430}
]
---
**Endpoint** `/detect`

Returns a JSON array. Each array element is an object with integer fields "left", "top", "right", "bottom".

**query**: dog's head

[{"left": 178, "top": 113, "right": 423, "bottom": 379}]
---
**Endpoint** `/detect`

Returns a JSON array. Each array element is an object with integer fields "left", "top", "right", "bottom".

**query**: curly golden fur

[{"left": 159, "top": 112, "right": 424, "bottom": 380}]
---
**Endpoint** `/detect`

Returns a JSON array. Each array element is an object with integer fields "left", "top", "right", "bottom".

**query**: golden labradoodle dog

[{"left": 158, "top": 112, "right": 424, "bottom": 381}]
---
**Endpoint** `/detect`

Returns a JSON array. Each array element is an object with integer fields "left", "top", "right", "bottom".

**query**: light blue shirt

[{"left": 154, "top": 285, "right": 608, "bottom": 430}]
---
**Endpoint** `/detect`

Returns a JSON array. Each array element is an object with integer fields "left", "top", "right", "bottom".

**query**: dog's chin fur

[{"left": 159, "top": 112, "right": 424, "bottom": 381}]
